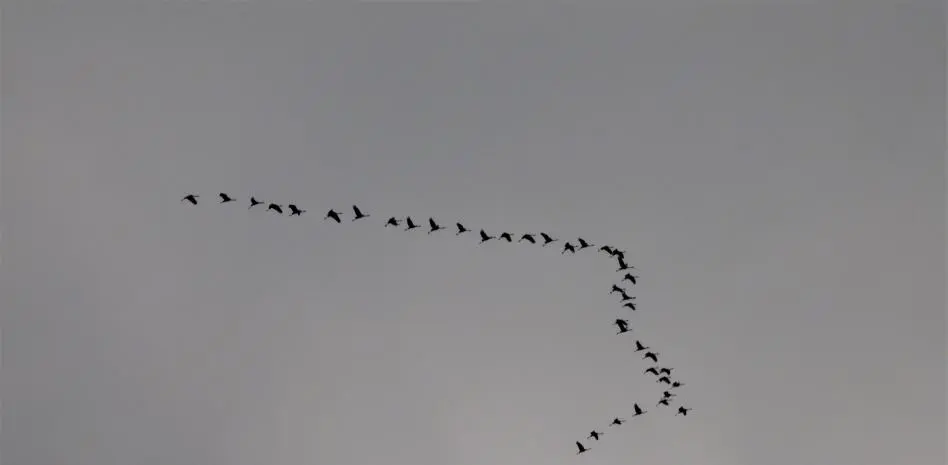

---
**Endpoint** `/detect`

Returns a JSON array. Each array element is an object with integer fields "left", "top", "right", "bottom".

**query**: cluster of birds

[{"left": 182, "top": 192, "right": 694, "bottom": 455}]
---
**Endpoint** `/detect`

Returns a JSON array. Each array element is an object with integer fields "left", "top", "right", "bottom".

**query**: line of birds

[{"left": 182, "top": 192, "right": 693, "bottom": 455}]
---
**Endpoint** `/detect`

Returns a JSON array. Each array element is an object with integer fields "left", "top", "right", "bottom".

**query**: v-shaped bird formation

[{"left": 183, "top": 192, "right": 693, "bottom": 456}]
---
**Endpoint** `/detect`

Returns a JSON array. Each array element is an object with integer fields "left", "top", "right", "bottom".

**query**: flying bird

[
  {"left": 662, "top": 391, "right": 676, "bottom": 399},
  {"left": 644, "top": 367, "right": 660, "bottom": 376},
  {"left": 428, "top": 218, "right": 443, "bottom": 234},
  {"left": 616, "top": 257, "right": 633, "bottom": 272},
  {"left": 288, "top": 204, "right": 306, "bottom": 216},
  {"left": 610, "top": 418, "right": 624, "bottom": 426},
  {"left": 588, "top": 431, "right": 603, "bottom": 441},
  {"left": 618, "top": 290, "right": 635, "bottom": 302},
  {"left": 622, "top": 302, "right": 637, "bottom": 311},
  {"left": 219, "top": 193, "right": 235, "bottom": 203},
  {"left": 499, "top": 232, "right": 513, "bottom": 242},
  {"left": 267, "top": 203, "right": 283, "bottom": 214},
  {"left": 249, "top": 196, "right": 263, "bottom": 209},
  {"left": 404, "top": 217, "right": 419, "bottom": 231},
  {"left": 456, "top": 223, "right": 469, "bottom": 235},
  {"left": 575, "top": 442, "right": 590, "bottom": 455},
  {"left": 634, "top": 340, "right": 650, "bottom": 352},
  {"left": 611, "top": 249, "right": 627, "bottom": 260},
  {"left": 181, "top": 194, "right": 199, "bottom": 205},
  {"left": 540, "top": 233, "right": 557, "bottom": 246},
  {"left": 658, "top": 367, "right": 674, "bottom": 376},
  {"left": 614, "top": 319, "right": 631, "bottom": 334},
  {"left": 631, "top": 403, "right": 646, "bottom": 416},
  {"left": 657, "top": 376, "right": 671, "bottom": 385},
  {"left": 385, "top": 217, "right": 400, "bottom": 227},
  {"left": 599, "top": 245, "right": 615, "bottom": 255},
  {"left": 519, "top": 234, "right": 536, "bottom": 244},
  {"left": 479, "top": 230, "right": 495, "bottom": 243},
  {"left": 610, "top": 284, "right": 625, "bottom": 294},
  {"left": 562, "top": 242, "right": 576, "bottom": 254},
  {"left": 622, "top": 273, "right": 638, "bottom": 285},
  {"left": 577, "top": 238, "right": 593, "bottom": 249},
  {"left": 657, "top": 398, "right": 671, "bottom": 407},
  {"left": 642, "top": 352, "right": 660, "bottom": 363},
  {"left": 670, "top": 381, "right": 685, "bottom": 389},
  {"left": 676, "top": 407, "right": 692, "bottom": 416},
  {"left": 325, "top": 209, "right": 342, "bottom": 223},
  {"left": 352, "top": 205, "right": 369, "bottom": 221}
]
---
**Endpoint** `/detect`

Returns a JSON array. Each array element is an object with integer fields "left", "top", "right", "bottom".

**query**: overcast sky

[{"left": 2, "top": 2, "right": 945, "bottom": 465}]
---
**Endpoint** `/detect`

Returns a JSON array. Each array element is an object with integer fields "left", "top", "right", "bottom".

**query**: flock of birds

[{"left": 182, "top": 192, "right": 694, "bottom": 456}]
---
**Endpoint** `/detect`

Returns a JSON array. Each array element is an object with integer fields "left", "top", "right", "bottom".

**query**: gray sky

[{"left": 2, "top": 2, "right": 945, "bottom": 465}]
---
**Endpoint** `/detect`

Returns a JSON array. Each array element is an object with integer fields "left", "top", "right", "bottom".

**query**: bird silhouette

[
  {"left": 288, "top": 205, "right": 306, "bottom": 216},
  {"left": 614, "top": 319, "right": 631, "bottom": 334},
  {"left": 616, "top": 257, "right": 633, "bottom": 272},
  {"left": 456, "top": 223, "right": 469, "bottom": 235},
  {"left": 479, "top": 230, "right": 495, "bottom": 243},
  {"left": 612, "top": 249, "right": 627, "bottom": 260},
  {"left": 385, "top": 217, "right": 400, "bottom": 227},
  {"left": 428, "top": 218, "right": 443, "bottom": 234},
  {"left": 588, "top": 431, "right": 603, "bottom": 441},
  {"left": 562, "top": 242, "right": 576, "bottom": 254},
  {"left": 577, "top": 238, "right": 593, "bottom": 249},
  {"left": 575, "top": 442, "right": 590, "bottom": 455},
  {"left": 325, "top": 209, "right": 342, "bottom": 223},
  {"left": 519, "top": 234, "right": 536, "bottom": 244},
  {"left": 642, "top": 352, "right": 660, "bottom": 363},
  {"left": 181, "top": 194, "right": 199, "bottom": 205},
  {"left": 219, "top": 193, "right": 235, "bottom": 203},
  {"left": 249, "top": 196, "right": 263, "bottom": 209},
  {"left": 644, "top": 367, "right": 660, "bottom": 376},
  {"left": 618, "top": 290, "right": 635, "bottom": 302},
  {"left": 631, "top": 403, "right": 646, "bottom": 416},
  {"left": 662, "top": 390, "right": 676, "bottom": 399},
  {"left": 670, "top": 381, "right": 685, "bottom": 388},
  {"left": 657, "top": 398, "right": 671, "bottom": 407},
  {"left": 658, "top": 367, "right": 674, "bottom": 375},
  {"left": 499, "top": 232, "right": 513, "bottom": 242},
  {"left": 676, "top": 407, "right": 692, "bottom": 416},
  {"left": 622, "top": 302, "right": 637, "bottom": 311},
  {"left": 610, "top": 284, "right": 625, "bottom": 294},
  {"left": 634, "top": 340, "right": 650, "bottom": 352},
  {"left": 352, "top": 205, "right": 369, "bottom": 221},
  {"left": 540, "top": 233, "right": 557, "bottom": 246},
  {"left": 599, "top": 245, "right": 615, "bottom": 255},
  {"left": 657, "top": 376, "right": 671, "bottom": 385},
  {"left": 610, "top": 417, "right": 624, "bottom": 426},
  {"left": 404, "top": 217, "right": 419, "bottom": 231},
  {"left": 622, "top": 273, "right": 638, "bottom": 285},
  {"left": 267, "top": 203, "right": 283, "bottom": 214}
]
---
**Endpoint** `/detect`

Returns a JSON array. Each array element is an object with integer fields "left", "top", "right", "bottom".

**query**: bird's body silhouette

[
  {"left": 631, "top": 403, "right": 646, "bottom": 416},
  {"left": 479, "top": 230, "right": 495, "bottom": 243},
  {"left": 643, "top": 351, "right": 660, "bottom": 363},
  {"left": 385, "top": 217, "right": 400, "bottom": 227},
  {"left": 575, "top": 442, "right": 590, "bottom": 454},
  {"left": 599, "top": 245, "right": 614, "bottom": 255},
  {"left": 614, "top": 319, "right": 630, "bottom": 334},
  {"left": 616, "top": 257, "right": 633, "bottom": 272},
  {"left": 634, "top": 340, "right": 650, "bottom": 352},
  {"left": 540, "top": 233, "right": 557, "bottom": 246},
  {"left": 610, "top": 284, "right": 625, "bottom": 294},
  {"left": 676, "top": 407, "right": 692, "bottom": 416},
  {"left": 618, "top": 290, "right": 635, "bottom": 302},
  {"left": 588, "top": 431, "right": 603, "bottom": 441},
  {"left": 662, "top": 390, "right": 676, "bottom": 399},
  {"left": 249, "top": 196, "right": 263, "bottom": 209},
  {"left": 267, "top": 203, "right": 283, "bottom": 214},
  {"left": 577, "top": 238, "right": 593, "bottom": 249},
  {"left": 644, "top": 367, "right": 660, "bottom": 376},
  {"left": 519, "top": 234, "right": 536, "bottom": 244},
  {"left": 288, "top": 205, "right": 306, "bottom": 216},
  {"left": 610, "top": 418, "right": 624, "bottom": 426},
  {"left": 352, "top": 205, "right": 369, "bottom": 221},
  {"left": 657, "top": 376, "right": 671, "bottom": 385},
  {"left": 181, "top": 194, "right": 199, "bottom": 205},
  {"left": 657, "top": 398, "right": 671, "bottom": 407},
  {"left": 623, "top": 302, "right": 637, "bottom": 311},
  {"left": 499, "top": 232, "right": 513, "bottom": 242},
  {"left": 658, "top": 367, "right": 674, "bottom": 376},
  {"left": 612, "top": 249, "right": 626, "bottom": 260},
  {"left": 622, "top": 273, "right": 638, "bottom": 285},
  {"left": 562, "top": 242, "right": 576, "bottom": 254},
  {"left": 219, "top": 193, "right": 235, "bottom": 203},
  {"left": 670, "top": 381, "right": 685, "bottom": 388},
  {"left": 456, "top": 223, "right": 469, "bottom": 235},
  {"left": 325, "top": 209, "right": 342, "bottom": 223},
  {"left": 405, "top": 217, "right": 419, "bottom": 231},
  {"left": 428, "top": 218, "right": 443, "bottom": 234}
]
